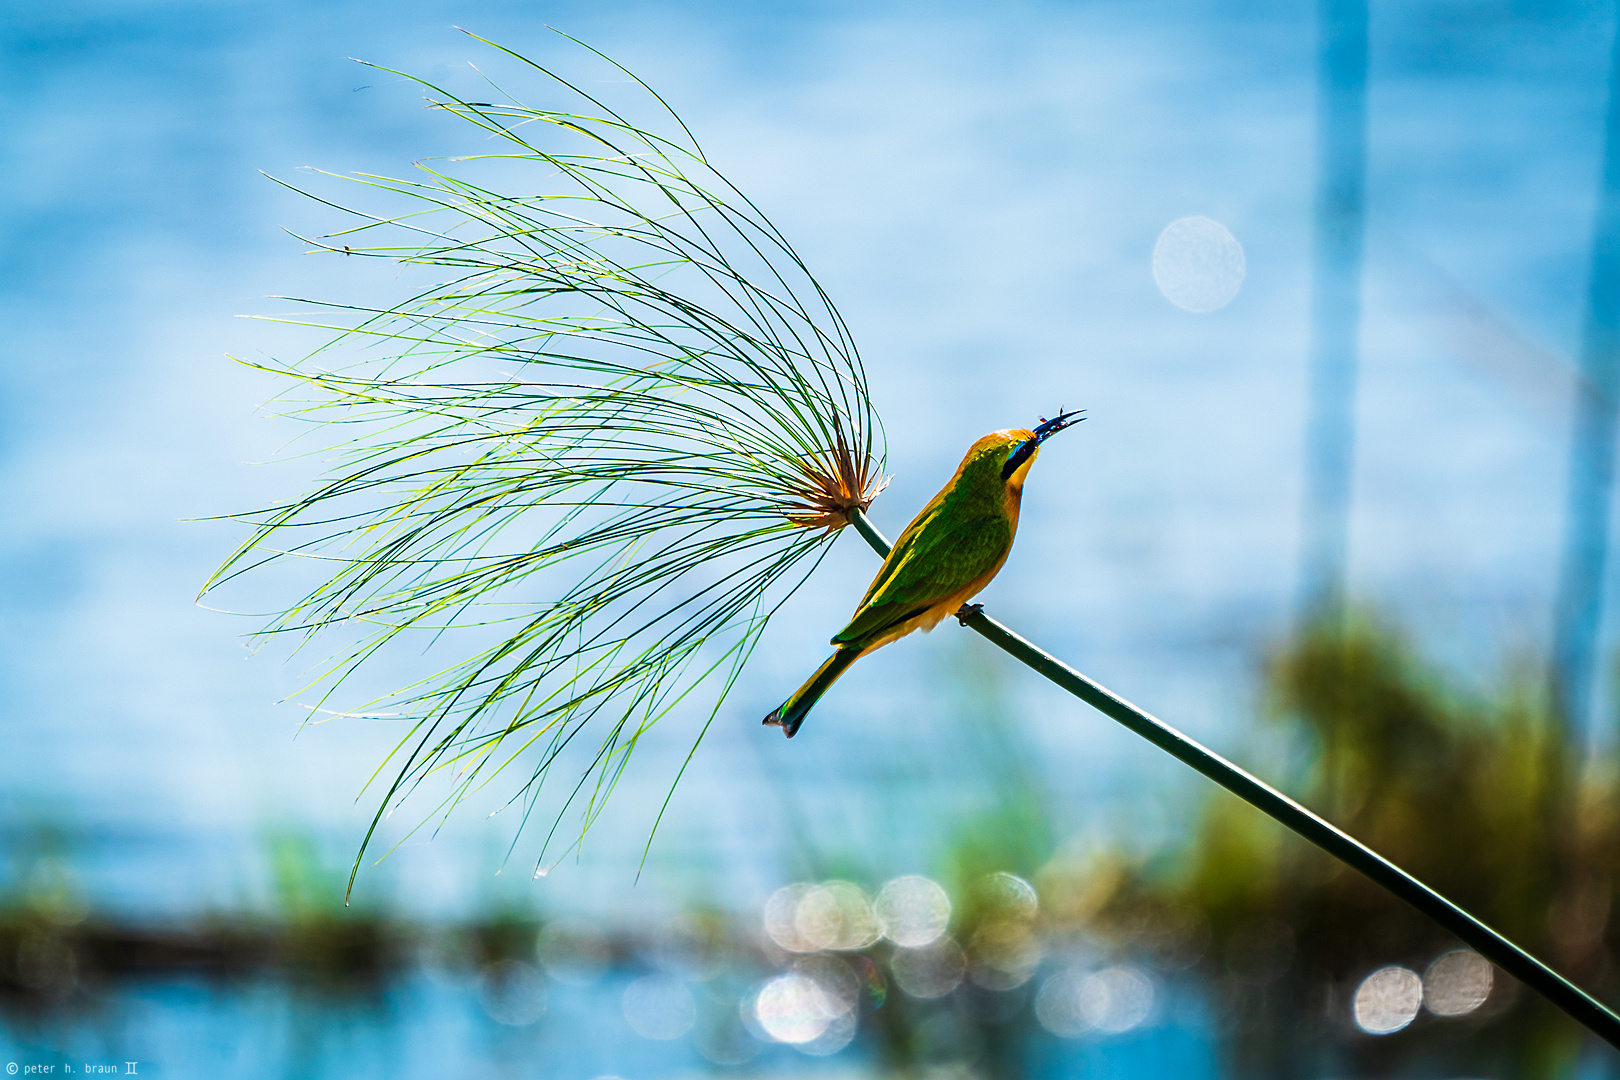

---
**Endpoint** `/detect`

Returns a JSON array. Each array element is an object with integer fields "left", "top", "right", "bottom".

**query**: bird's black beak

[
  {"left": 1001, "top": 408, "right": 1085, "bottom": 481},
  {"left": 1031, "top": 408, "right": 1085, "bottom": 445}
]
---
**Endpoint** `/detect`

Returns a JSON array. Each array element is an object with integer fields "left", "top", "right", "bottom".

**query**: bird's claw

[{"left": 956, "top": 603, "right": 984, "bottom": 626}]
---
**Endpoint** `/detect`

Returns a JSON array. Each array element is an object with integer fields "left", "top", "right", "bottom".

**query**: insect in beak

[{"left": 1031, "top": 408, "right": 1085, "bottom": 445}]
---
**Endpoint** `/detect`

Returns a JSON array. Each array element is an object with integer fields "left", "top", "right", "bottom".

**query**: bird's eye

[{"left": 1001, "top": 440, "right": 1036, "bottom": 480}]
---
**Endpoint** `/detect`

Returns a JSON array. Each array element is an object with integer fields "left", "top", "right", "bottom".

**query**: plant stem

[{"left": 845, "top": 506, "right": 1620, "bottom": 1050}]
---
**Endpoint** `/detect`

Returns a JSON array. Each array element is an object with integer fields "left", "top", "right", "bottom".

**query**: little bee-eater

[{"left": 765, "top": 410, "right": 1084, "bottom": 737}]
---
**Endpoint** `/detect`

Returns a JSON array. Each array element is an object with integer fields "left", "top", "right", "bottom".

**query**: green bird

[{"left": 765, "top": 410, "right": 1084, "bottom": 737}]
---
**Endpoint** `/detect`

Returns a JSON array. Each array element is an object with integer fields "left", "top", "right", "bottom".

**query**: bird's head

[{"left": 973, "top": 408, "right": 1085, "bottom": 490}]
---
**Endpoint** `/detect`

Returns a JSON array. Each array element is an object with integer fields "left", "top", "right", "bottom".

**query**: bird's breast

[{"left": 1003, "top": 483, "right": 1024, "bottom": 530}]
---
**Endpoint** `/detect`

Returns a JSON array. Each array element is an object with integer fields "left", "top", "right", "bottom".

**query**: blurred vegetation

[
  {"left": 0, "top": 828, "right": 414, "bottom": 1015},
  {"left": 258, "top": 830, "right": 406, "bottom": 992},
  {"left": 1070, "top": 612, "right": 1618, "bottom": 1079},
  {"left": 1, "top": 614, "right": 1616, "bottom": 1079}
]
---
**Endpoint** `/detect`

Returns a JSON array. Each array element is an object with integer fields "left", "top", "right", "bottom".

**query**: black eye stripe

[{"left": 1001, "top": 440, "right": 1036, "bottom": 480}]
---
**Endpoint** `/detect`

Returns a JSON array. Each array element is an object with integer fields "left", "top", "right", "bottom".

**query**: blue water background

[{"left": 2, "top": 0, "right": 1615, "bottom": 1074}]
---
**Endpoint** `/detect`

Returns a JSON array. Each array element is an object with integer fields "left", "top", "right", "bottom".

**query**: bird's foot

[{"left": 955, "top": 603, "right": 984, "bottom": 626}]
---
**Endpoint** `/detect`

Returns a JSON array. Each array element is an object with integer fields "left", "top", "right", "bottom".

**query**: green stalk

[{"left": 845, "top": 506, "right": 1620, "bottom": 1050}]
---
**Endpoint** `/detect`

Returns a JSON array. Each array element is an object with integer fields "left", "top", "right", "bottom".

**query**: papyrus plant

[{"left": 206, "top": 36, "right": 885, "bottom": 888}]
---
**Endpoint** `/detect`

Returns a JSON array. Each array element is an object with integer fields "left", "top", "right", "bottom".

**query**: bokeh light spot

[
  {"left": 477, "top": 960, "right": 547, "bottom": 1026},
  {"left": 793, "top": 954, "right": 861, "bottom": 1014},
  {"left": 1152, "top": 215, "right": 1246, "bottom": 313},
  {"left": 1081, "top": 966, "right": 1155, "bottom": 1033},
  {"left": 754, "top": 973, "right": 839, "bottom": 1044},
  {"left": 797, "top": 880, "right": 880, "bottom": 951},
  {"left": 1423, "top": 950, "right": 1493, "bottom": 1017},
  {"left": 1353, "top": 965, "right": 1423, "bottom": 1034},
  {"left": 968, "top": 920, "right": 1042, "bottom": 991},
  {"left": 764, "top": 883, "right": 819, "bottom": 953},
  {"left": 1035, "top": 968, "right": 1089, "bottom": 1038},
  {"left": 890, "top": 935, "right": 967, "bottom": 999},
  {"left": 977, "top": 871, "right": 1039, "bottom": 920},
  {"left": 1035, "top": 965, "right": 1155, "bottom": 1037},
  {"left": 874, "top": 875, "right": 952, "bottom": 948},
  {"left": 796, "top": 1005, "right": 857, "bottom": 1056},
  {"left": 622, "top": 973, "right": 696, "bottom": 1040}
]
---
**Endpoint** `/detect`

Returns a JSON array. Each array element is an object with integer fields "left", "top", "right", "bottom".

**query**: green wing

[{"left": 832, "top": 502, "right": 1012, "bottom": 648}]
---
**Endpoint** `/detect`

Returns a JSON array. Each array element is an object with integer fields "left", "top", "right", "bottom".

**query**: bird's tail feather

[{"left": 763, "top": 648, "right": 861, "bottom": 738}]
